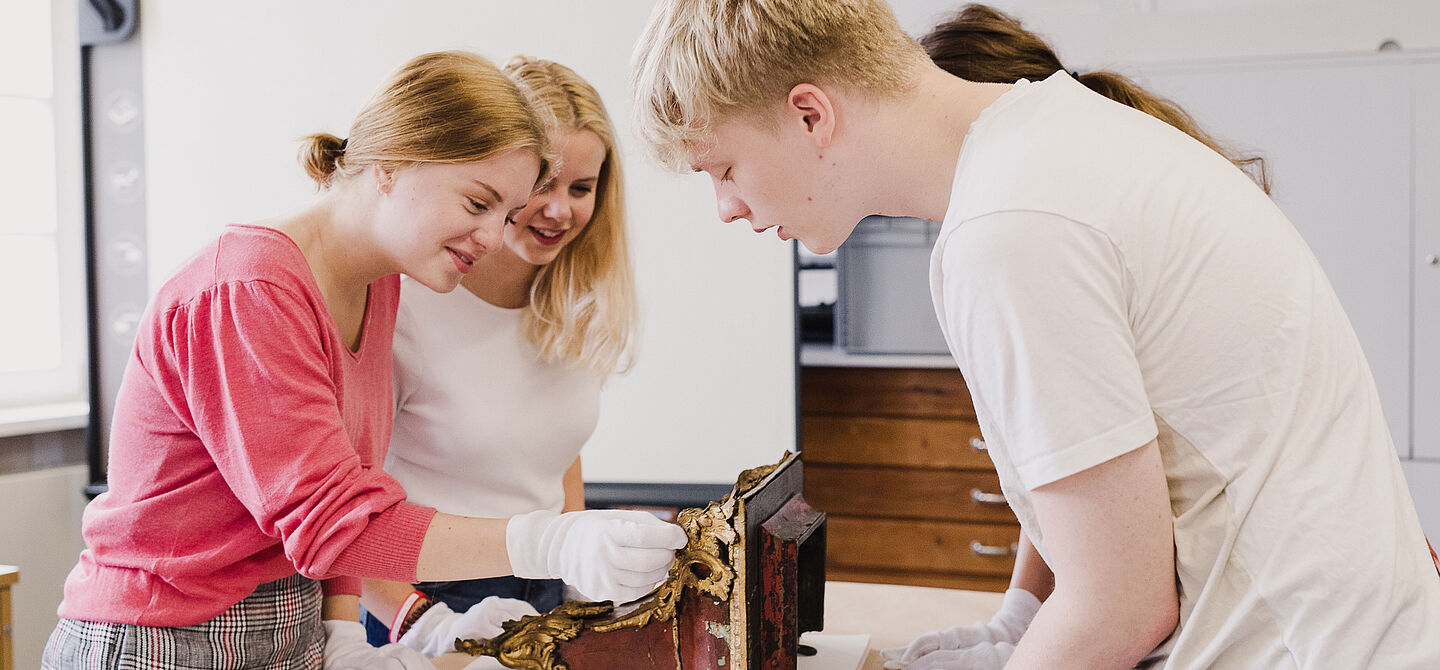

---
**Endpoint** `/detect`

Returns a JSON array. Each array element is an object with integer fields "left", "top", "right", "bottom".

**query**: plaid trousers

[{"left": 41, "top": 573, "right": 324, "bottom": 670}]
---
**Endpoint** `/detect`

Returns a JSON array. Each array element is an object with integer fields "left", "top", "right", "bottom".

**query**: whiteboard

[{"left": 137, "top": 0, "right": 796, "bottom": 483}]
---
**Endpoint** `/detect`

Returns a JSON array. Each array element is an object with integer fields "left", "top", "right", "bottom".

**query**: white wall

[
  {"left": 137, "top": 0, "right": 796, "bottom": 484},
  {"left": 0, "top": 466, "right": 88, "bottom": 670},
  {"left": 892, "top": 0, "right": 1440, "bottom": 66}
]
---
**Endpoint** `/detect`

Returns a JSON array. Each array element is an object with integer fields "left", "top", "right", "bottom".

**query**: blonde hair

[
  {"left": 922, "top": 4, "right": 1269, "bottom": 193},
  {"left": 504, "top": 56, "right": 637, "bottom": 377},
  {"left": 299, "top": 51, "right": 555, "bottom": 190},
  {"left": 631, "top": 0, "right": 931, "bottom": 170}
]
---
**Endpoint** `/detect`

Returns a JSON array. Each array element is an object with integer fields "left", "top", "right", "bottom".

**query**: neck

[
  {"left": 461, "top": 247, "right": 542, "bottom": 309},
  {"left": 862, "top": 65, "right": 1013, "bottom": 222},
  {"left": 271, "top": 179, "right": 388, "bottom": 303}
]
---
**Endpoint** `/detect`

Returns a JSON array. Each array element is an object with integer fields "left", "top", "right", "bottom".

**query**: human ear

[
  {"left": 373, "top": 164, "right": 396, "bottom": 194},
  {"left": 786, "top": 84, "right": 836, "bottom": 148}
]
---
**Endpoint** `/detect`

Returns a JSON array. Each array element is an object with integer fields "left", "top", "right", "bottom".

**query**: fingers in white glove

[
  {"left": 560, "top": 582, "right": 588, "bottom": 602},
  {"left": 399, "top": 598, "right": 540, "bottom": 657},
  {"left": 456, "top": 596, "right": 539, "bottom": 639},
  {"left": 900, "top": 641, "right": 1016, "bottom": 670},
  {"left": 323, "top": 620, "right": 435, "bottom": 670},
  {"left": 879, "top": 589, "right": 1041, "bottom": 667},
  {"left": 506, "top": 510, "right": 688, "bottom": 604}
]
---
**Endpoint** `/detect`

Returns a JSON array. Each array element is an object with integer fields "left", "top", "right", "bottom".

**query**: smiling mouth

[
  {"left": 529, "top": 226, "right": 567, "bottom": 246},
  {"left": 447, "top": 247, "right": 476, "bottom": 272}
]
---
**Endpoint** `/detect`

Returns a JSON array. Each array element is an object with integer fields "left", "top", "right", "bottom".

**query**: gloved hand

[
  {"left": 506, "top": 509, "right": 688, "bottom": 604},
  {"left": 323, "top": 620, "right": 434, "bottom": 670},
  {"left": 900, "top": 641, "right": 1015, "bottom": 670},
  {"left": 879, "top": 588, "right": 1041, "bottom": 669},
  {"left": 398, "top": 597, "right": 539, "bottom": 657}
]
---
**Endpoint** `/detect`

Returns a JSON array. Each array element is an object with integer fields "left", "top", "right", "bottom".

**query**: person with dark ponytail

[
  {"left": 919, "top": 4, "right": 1271, "bottom": 196},
  {"left": 42, "top": 50, "right": 685, "bottom": 670},
  {"left": 632, "top": 1, "right": 1440, "bottom": 668}
]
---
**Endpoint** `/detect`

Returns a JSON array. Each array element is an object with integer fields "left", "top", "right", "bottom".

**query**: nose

[
  {"left": 540, "top": 189, "right": 571, "bottom": 225},
  {"left": 716, "top": 191, "right": 750, "bottom": 224},
  {"left": 470, "top": 214, "right": 505, "bottom": 253}
]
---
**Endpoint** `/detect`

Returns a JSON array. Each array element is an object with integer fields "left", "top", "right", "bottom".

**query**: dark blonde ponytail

[
  {"left": 296, "top": 51, "right": 554, "bottom": 192},
  {"left": 298, "top": 133, "right": 347, "bottom": 188},
  {"left": 921, "top": 4, "right": 1269, "bottom": 193}
]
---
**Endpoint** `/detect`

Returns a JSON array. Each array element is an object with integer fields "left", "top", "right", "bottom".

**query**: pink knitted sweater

[{"left": 59, "top": 225, "right": 436, "bottom": 626}]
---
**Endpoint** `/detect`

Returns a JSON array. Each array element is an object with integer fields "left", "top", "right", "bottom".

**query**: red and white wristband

[{"left": 389, "top": 590, "right": 430, "bottom": 644}]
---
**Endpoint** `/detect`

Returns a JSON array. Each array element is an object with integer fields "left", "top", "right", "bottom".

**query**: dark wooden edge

[{"left": 584, "top": 482, "right": 734, "bottom": 510}]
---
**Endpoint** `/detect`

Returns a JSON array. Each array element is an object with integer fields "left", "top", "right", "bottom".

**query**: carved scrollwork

[
  {"left": 454, "top": 601, "right": 614, "bottom": 670},
  {"left": 459, "top": 454, "right": 791, "bottom": 670},
  {"left": 590, "top": 496, "right": 739, "bottom": 634}
]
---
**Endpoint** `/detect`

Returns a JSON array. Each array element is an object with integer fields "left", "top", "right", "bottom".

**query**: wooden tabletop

[
  {"left": 820, "top": 581, "right": 1003, "bottom": 670},
  {"left": 0, "top": 566, "right": 16, "bottom": 587}
]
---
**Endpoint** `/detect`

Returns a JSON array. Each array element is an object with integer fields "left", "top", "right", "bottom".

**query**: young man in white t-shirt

[{"left": 630, "top": 1, "right": 1440, "bottom": 668}]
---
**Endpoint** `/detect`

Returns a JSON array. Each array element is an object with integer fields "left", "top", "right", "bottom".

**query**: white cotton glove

[
  {"left": 398, "top": 598, "right": 539, "bottom": 657},
  {"left": 506, "top": 509, "right": 688, "bottom": 604},
  {"left": 901, "top": 641, "right": 1016, "bottom": 670},
  {"left": 561, "top": 582, "right": 588, "bottom": 603},
  {"left": 880, "top": 589, "right": 1041, "bottom": 669},
  {"left": 322, "top": 620, "right": 435, "bottom": 670}
]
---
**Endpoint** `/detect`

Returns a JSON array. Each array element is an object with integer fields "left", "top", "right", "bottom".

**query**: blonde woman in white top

[{"left": 359, "top": 56, "right": 640, "bottom": 655}]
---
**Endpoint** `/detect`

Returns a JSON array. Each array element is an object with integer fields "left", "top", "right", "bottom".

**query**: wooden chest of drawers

[
  {"left": 1, "top": 565, "right": 15, "bottom": 670},
  {"left": 800, "top": 366, "right": 1019, "bottom": 592}
]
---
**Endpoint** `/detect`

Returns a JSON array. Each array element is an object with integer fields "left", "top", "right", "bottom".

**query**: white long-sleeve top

[{"left": 385, "top": 277, "right": 602, "bottom": 518}]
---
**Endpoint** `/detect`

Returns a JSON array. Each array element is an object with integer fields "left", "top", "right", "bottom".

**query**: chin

[
  {"left": 521, "top": 248, "right": 562, "bottom": 266},
  {"left": 800, "top": 237, "right": 840, "bottom": 255},
  {"left": 413, "top": 272, "right": 463, "bottom": 294}
]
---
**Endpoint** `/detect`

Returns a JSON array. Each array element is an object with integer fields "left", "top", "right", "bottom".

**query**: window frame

[{"left": 0, "top": 0, "right": 90, "bottom": 434}]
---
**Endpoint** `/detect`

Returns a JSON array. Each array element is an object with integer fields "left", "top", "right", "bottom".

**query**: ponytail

[
  {"left": 921, "top": 4, "right": 1269, "bottom": 194},
  {"left": 296, "top": 51, "right": 554, "bottom": 193},
  {"left": 298, "top": 133, "right": 347, "bottom": 189}
]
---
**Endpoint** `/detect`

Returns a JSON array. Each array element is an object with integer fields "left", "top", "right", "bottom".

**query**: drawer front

[
  {"left": 801, "top": 367, "right": 975, "bottom": 419},
  {"left": 802, "top": 415, "right": 992, "bottom": 470},
  {"left": 1, "top": 584, "right": 10, "bottom": 670},
  {"left": 806, "top": 464, "right": 1016, "bottom": 523},
  {"left": 825, "top": 516, "right": 1020, "bottom": 577},
  {"left": 825, "top": 567, "right": 1010, "bottom": 593}
]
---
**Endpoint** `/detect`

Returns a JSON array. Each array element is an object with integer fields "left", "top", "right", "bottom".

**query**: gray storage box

[{"left": 836, "top": 216, "right": 950, "bottom": 355}]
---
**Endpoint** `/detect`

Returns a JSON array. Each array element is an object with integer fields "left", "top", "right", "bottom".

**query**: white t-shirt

[
  {"left": 929, "top": 71, "right": 1440, "bottom": 669},
  {"left": 386, "top": 277, "right": 602, "bottom": 519}
]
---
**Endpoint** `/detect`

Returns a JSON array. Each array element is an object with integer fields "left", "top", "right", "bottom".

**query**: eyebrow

[{"left": 470, "top": 180, "right": 503, "bottom": 204}]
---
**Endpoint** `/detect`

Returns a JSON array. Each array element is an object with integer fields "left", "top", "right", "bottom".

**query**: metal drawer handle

[
  {"left": 970, "top": 540, "right": 1019, "bottom": 557},
  {"left": 970, "top": 488, "right": 1007, "bottom": 505},
  {"left": 969, "top": 437, "right": 987, "bottom": 452}
]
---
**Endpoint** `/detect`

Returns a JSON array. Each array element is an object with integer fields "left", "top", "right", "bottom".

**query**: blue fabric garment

[{"left": 362, "top": 576, "right": 565, "bottom": 647}]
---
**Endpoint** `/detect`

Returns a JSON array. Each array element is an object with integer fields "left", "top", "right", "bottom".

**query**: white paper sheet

[{"left": 797, "top": 632, "right": 870, "bottom": 670}]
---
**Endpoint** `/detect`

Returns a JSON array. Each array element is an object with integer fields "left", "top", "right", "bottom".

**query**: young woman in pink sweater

[{"left": 42, "top": 50, "right": 685, "bottom": 670}]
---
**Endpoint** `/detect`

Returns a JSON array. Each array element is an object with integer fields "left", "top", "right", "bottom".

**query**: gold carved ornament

[{"left": 455, "top": 460, "right": 784, "bottom": 670}]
